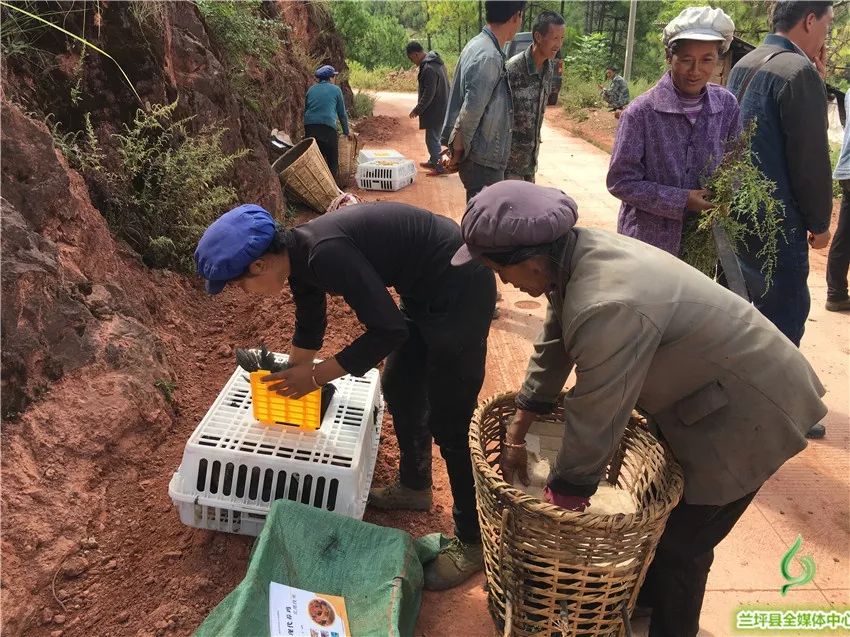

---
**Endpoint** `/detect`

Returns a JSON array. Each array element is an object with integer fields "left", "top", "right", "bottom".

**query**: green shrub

[
  {"left": 561, "top": 78, "right": 603, "bottom": 118},
  {"left": 88, "top": 101, "right": 248, "bottom": 271},
  {"left": 351, "top": 90, "right": 376, "bottom": 119},
  {"left": 565, "top": 33, "right": 608, "bottom": 82},
  {"left": 195, "top": 0, "right": 286, "bottom": 69},
  {"left": 346, "top": 60, "right": 416, "bottom": 92}
]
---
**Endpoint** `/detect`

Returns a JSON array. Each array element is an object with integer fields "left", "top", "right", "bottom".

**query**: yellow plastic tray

[{"left": 249, "top": 370, "right": 322, "bottom": 430}]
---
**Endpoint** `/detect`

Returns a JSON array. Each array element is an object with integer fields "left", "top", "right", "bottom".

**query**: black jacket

[
  {"left": 728, "top": 35, "right": 832, "bottom": 235},
  {"left": 413, "top": 51, "right": 449, "bottom": 131},
  {"left": 288, "top": 202, "right": 484, "bottom": 376}
]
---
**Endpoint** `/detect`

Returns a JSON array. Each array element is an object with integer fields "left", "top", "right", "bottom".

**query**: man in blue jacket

[
  {"left": 440, "top": 1, "right": 526, "bottom": 201},
  {"left": 728, "top": 0, "right": 833, "bottom": 439}
]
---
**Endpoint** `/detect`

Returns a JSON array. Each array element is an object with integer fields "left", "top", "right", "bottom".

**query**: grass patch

[
  {"left": 561, "top": 78, "right": 603, "bottom": 119},
  {"left": 628, "top": 77, "right": 652, "bottom": 102},
  {"left": 347, "top": 60, "right": 416, "bottom": 92},
  {"left": 562, "top": 76, "right": 653, "bottom": 120},
  {"left": 346, "top": 55, "right": 457, "bottom": 93}
]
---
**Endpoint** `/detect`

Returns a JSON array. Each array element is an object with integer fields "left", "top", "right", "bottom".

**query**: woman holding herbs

[{"left": 606, "top": 6, "right": 741, "bottom": 258}]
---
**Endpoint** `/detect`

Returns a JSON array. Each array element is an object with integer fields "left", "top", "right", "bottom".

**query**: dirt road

[{"left": 353, "top": 92, "right": 850, "bottom": 637}]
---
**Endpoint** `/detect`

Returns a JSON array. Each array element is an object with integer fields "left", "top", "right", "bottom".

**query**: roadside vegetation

[{"left": 332, "top": 1, "right": 849, "bottom": 108}]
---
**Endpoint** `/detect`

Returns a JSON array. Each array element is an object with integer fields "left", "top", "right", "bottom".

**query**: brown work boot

[
  {"left": 424, "top": 536, "right": 484, "bottom": 590},
  {"left": 368, "top": 481, "right": 432, "bottom": 511}
]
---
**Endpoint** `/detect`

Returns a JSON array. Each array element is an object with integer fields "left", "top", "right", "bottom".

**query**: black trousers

[
  {"left": 381, "top": 265, "right": 496, "bottom": 543},
  {"left": 305, "top": 123, "right": 339, "bottom": 178},
  {"left": 827, "top": 184, "right": 850, "bottom": 302},
  {"left": 638, "top": 489, "right": 759, "bottom": 637}
]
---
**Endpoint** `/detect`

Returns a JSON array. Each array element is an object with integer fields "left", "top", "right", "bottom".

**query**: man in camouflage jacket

[
  {"left": 600, "top": 64, "right": 630, "bottom": 112},
  {"left": 505, "top": 11, "right": 565, "bottom": 181}
]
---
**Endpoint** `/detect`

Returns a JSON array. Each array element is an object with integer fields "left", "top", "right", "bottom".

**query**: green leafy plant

[
  {"left": 195, "top": 0, "right": 286, "bottom": 69},
  {"left": 681, "top": 120, "right": 785, "bottom": 287},
  {"left": 87, "top": 100, "right": 248, "bottom": 271},
  {"left": 351, "top": 90, "right": 376, "bottom": 119},
  {"left": 565, "top": 32, "right": 608, "bottom": 82},
  {"left": 155, "top": 379, "right": 177, "bottom": 405},
  {"left": 328, "top": 1, "right": 407, "bottom": 69},
  {"left": 47, "top": 112, "right": 104, "bottom": 173}
]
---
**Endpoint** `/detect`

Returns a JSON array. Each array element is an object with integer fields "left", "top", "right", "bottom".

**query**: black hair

[
  {"left": 484, "top": 235, "right": 568, "bottom": 270},
  {"left": 606, "top": 63, "right": 619, "bottom": 73},
  {"left": 264, "top": 223, "right": 295, "bottom": 255},
  {"left": 485, "top": 1, "right": 526, "bottom": 25},
  {"left": 771, "top": 0, "right": 833, "bottom": 33},
  {"left": 666, "top": 39, "right": 725, "bottom": 60},
  {"left": 532, "top": 10, "right": 565, "bottom": 38},
  {"left": 406, "top": 41, "right": 424, "bottom": 55}
]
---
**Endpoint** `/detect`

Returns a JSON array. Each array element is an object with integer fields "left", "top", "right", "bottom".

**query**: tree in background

[
  {"left": 327, "top": 0, "right": 848, "bottom": 90},
  {"left": 327, "top": 1, "right": 408, "bottom": 69},
  {"left": 426, "top": 0, "right": 478, "bottom": 55}
]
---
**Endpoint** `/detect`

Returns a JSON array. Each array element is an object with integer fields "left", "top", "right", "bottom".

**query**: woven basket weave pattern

[
  {"left": 337, "top": 133, "right": 359, "bottom": 189},
  {"left": 469, "top": 393, "right": 684, "bottom": 637},
  {"left": 272, "top": 138, "right": 342, "bottom": 214}
]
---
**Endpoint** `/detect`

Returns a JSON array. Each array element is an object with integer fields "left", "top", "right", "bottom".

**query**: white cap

[{"left": 663, "top": 7, "right": 735, "bottom": 54}]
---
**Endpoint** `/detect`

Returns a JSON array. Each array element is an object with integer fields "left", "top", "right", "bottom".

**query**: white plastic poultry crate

[
  {"left": 168, "top": 359, "right": 383, "bottom": 537},
  {"left": 356, "top": 148, "right": 404, "bottom": 163},
  {"left": 356, "top": 158, "right": 416, "bottom": 192}
]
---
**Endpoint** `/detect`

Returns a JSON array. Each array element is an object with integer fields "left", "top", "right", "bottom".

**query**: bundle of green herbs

[{"left": 680, "top": 120, "right": 785, "bottom": 287}]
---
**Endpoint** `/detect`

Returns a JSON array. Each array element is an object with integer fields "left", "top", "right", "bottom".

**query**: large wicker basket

[
  {"left": 470, "top": 393, "right": 684, "bottom": 637},
  {"left": 272, "top": 138, "right": 342, "bottom": 214}
]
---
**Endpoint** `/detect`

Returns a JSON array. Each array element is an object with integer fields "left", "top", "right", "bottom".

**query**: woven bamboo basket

[
  {"left": 470, "top": 392, "right": 684, "bottom": 637},
  {"left": 272, "top": 138, "right": 342, "bottom": 214},
  {"left": 337, "top": 132, "right": 360, "bottom": 188}
]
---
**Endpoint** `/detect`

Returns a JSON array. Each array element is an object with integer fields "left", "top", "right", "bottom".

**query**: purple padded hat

[{"left": 451, "top": 181, "right": 579, "bottom": 266}]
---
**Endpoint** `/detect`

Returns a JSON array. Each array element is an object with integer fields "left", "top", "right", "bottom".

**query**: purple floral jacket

[{"left": 607, "top": 72, "right": 741, "bottom": 256}]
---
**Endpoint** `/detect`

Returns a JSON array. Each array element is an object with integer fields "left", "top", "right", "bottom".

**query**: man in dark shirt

[
  {"left": 406, "top": 41, "right": 449, "bottom": 175},
  {"left": 195, "top": 203, "right": 496, "bottom": 590},
  {"left": 727, "top": 0, "right": 833, "bottom": 439}
]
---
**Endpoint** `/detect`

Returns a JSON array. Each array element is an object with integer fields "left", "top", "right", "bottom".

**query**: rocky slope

[{"left": 1, "top": 2, "right": 358, "bottom": 634}]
